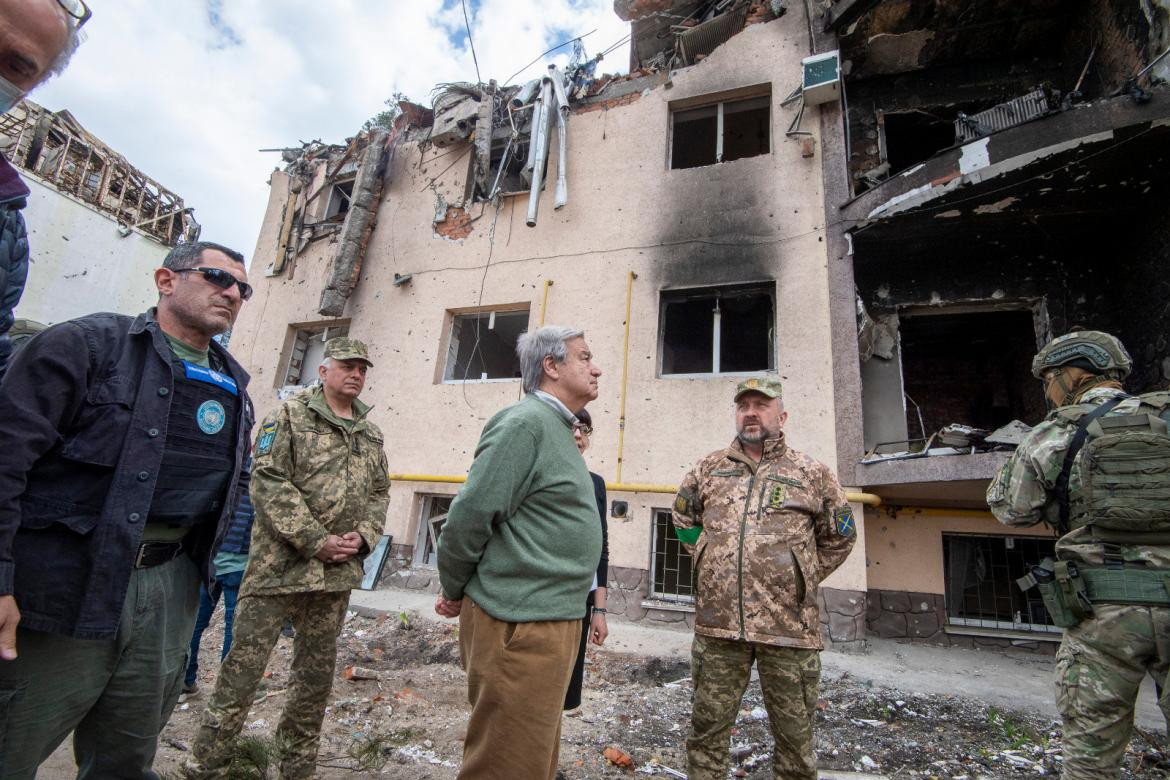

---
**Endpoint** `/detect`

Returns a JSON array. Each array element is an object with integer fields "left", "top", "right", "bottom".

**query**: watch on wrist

[{"left": 592, "top": 607, "right": 607, "bottom": 614}]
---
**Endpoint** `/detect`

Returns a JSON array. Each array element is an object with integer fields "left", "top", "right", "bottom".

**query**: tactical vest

[
  {"left": 146, "top": 354, "right": 240, "bottom": 528},
  {"left": 1055, "top": 391, "right": 1170, "bottom": 542}
]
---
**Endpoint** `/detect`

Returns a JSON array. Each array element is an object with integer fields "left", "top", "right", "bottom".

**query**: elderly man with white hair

[{"left": 435, "top": 325, "right": 603, "bottom": 780}]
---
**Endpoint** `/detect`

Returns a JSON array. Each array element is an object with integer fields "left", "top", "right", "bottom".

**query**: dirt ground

[{"left": 116, "top": 606, "right": 1170, "bottom": 779}]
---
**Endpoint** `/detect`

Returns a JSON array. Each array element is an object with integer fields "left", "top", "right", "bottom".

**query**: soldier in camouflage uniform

[
  {"left": 672, "top": 377, "right": 857, "bottom": 780},
  {"left": 184, "top": 338, "right": 390, "bottom": 779},
  {"left": 988, "top": 331, "right": 1170, "bottom": 779}
]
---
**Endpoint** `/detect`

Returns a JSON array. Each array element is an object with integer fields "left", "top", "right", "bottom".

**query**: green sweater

[{"left": 438, "top": 394, "right": 601, "bottom": 621}]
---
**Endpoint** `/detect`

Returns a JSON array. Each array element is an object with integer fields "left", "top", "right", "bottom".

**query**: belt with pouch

[{"left": 134, "top": 539, "right": 191, "bottom": 569}]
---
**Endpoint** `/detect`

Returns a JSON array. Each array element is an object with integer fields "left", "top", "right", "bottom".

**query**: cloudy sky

[{"left": 34, "top": 0, "right": 629, "bottom": 262}]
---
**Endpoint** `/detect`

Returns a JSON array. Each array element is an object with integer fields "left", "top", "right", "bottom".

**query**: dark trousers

[
  {"left": 0, "top": 555, "right": 199, "bottom": 780},
  {"left": 564, "top": 591, "right": 596, "bottom": 710},
  {"left": 185, "top": 569, "right": 244, "bottom": 687}
]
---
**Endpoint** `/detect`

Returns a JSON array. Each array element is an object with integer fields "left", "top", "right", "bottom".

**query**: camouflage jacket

[
  {"left": 241, "top": 385, "right": 390, "bottom": 596},
  {"left": 987, "top": 387, "right": 1170, "bottom": 568},
  {"left": 672, "top": 435, "right": 856, "bottom": 649}
]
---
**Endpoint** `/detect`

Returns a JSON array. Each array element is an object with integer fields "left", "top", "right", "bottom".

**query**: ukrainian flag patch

[{"left": 256, "top": 420, "right": 278, "bottom": 455}]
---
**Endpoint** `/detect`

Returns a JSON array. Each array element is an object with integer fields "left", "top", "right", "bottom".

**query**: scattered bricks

[
  {"left": 343, "top": 666, "right": 383, "bottom": 681},
  {"left": 433, "top": 206, "right": 472, "bottom": 240},
  {"left": 603, "top": 746, "right": 635, "bottom": 768}
]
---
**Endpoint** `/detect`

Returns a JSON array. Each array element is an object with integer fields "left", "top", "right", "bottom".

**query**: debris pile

[{"left": 153, "top": 609, "right": 1170, "bottom": 778}]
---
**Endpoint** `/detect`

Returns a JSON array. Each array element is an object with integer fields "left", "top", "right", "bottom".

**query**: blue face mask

[{"left": 0, "top": 75, "right": 26, "bottom": 115}]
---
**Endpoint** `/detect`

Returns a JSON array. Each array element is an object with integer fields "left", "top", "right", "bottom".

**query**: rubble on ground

[{"left": 155, "top": 610, "right": 1170, "bottom": 778}]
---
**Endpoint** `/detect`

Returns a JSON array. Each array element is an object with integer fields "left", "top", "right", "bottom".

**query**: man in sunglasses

[
  {"left": 0, "top": 240, "right": 254, "bottom": 778},
  {"left": 0, "top": 0, "right": 88, "bottom": 383}
]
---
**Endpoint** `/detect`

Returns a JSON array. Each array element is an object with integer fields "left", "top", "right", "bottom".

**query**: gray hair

[
  {"left": 319, "top": 357, "right": 332, "bottom": 370},
  {"left": 33, "top": 1, "right": 85, "bottom": 87},
  {"left": 163, "top": 240, "right": 245, "bottom": 271},
  {"left": 516, "top": 325, "right": 584, "bottom": 394}
]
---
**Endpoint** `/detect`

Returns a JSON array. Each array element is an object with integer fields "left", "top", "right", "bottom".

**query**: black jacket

[
  {"left": 0, "top": 310, "right": 254, "bottom": 638},
  {"left": 0, "top": 156, "right": 31, "bottom": 383}
]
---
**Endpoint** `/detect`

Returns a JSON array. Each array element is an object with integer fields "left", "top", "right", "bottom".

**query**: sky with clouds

[{"left": 33, "top": 0, "right": 629, "bottom": 263}]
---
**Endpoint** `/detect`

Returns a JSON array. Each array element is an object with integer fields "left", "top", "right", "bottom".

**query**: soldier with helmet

[
  {"left": 988, "top": 330, "right": 1170, "bottom": 778},
  {"left": 185, "top": 337, "right": 390, "bottom": 779}
]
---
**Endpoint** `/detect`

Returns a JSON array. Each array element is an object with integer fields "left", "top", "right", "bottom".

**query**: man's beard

[{"left": 737, "top": 422, "right": 778, "bottom": 444}]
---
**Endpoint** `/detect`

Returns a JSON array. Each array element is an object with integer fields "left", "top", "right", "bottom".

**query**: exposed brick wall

[
  {"left": 573, "top": 92, "right": 643, "bottom": 115},
  {"left": 433, "top": 205, "right": 472, "bottom": 240}
]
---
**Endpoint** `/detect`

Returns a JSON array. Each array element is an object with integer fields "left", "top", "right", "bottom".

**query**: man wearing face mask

[
  {"left": 0, "top": 0, "right": 87, "bottom": 383},
  {"left": 988, "top": 331, "right": 1170, "bottom": 779},
  {"left": 672, "top": 377, "right": 856, "bottom": 780}
]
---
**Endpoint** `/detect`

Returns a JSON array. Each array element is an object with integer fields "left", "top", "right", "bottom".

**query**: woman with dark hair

[{"left": 564, "top": 408, "right": 609, "bottom": 712}]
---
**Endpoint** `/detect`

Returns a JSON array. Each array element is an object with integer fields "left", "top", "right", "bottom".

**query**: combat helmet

[{"left": 1031, "top": 330, "right": 1132, "bottom": 380}]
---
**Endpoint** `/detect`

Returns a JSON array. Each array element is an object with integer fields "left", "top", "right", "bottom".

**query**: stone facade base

[{"left": 865, "top": 589, "right": 1057, "bottom": 654}]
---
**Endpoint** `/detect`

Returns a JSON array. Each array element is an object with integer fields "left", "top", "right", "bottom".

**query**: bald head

[{"left": 0, "top": 0, "right": 72, "bottom": 91}]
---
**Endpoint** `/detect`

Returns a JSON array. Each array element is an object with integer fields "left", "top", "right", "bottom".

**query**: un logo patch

[{"left": 196, "top": 400, "right": 226, "bottom": 435}]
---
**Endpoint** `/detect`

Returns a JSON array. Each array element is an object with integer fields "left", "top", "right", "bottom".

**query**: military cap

[
  {"left": 324, "top": 337, "right": 373, "bottom": 366},
  {"left": 734, "top": 376, "right": 783, "bottom": 401},
  {"left": 1031, "top": 330, "right": 1130, "bottom": 380}
]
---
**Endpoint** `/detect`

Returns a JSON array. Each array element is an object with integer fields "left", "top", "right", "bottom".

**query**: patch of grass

[
  {"left": 224, "top": 735, "right": 276, "bottom": 780},
  {"left": 987, "top": 706, "right": 1040, "bottom": 750},
  {"left": 345, "top": 729, "right": 420, "bottom": 771}
]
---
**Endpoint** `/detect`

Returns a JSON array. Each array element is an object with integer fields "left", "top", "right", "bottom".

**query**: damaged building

[
  {"left": 227, "top": 0, "right": 1170, "bottom": 650},
  {"left": 0, "top": 99, "right": 200, "bottom": 335},
  {"left": 824, "top": 0, "right": 1170, "bottom": 645}
]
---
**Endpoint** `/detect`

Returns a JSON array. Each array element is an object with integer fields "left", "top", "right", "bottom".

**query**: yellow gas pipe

[
  {"left": 538, "top": 279, "right": 553, "bottom": 326},
  {"left": 387, "top": 473, "right": 881, "bottom": 506}
]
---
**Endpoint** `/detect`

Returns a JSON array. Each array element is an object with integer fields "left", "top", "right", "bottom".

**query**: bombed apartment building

[
  {"left": 818, "top": 0, "right": 1170, "bottom": 647},
  {"left": 228, "top": 0, "right": 873, "bottom": 645},
  {"left": 0, "top": 99, "right": 199, "bottom": 338}
]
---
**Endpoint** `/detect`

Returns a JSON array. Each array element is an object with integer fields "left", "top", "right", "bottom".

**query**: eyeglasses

[
  {"left": 57, "top": 0, "right": 92, "bottom": 27},
  {"left": 174, "top": 267, "right": 253, "bottom": 300},
  {"left": 573, "top": 423, "right": 593, "bottom": 436}
]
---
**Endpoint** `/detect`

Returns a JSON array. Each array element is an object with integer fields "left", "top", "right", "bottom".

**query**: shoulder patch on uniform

[
  {"left": 256, "top": 420, "right": 278, "bottom": 455},
  {"left": 833, "top": 506, "right": 856, "bottom": 537}
]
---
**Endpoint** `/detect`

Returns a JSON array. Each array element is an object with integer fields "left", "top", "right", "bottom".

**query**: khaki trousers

[{"left": 457, "top": 597, "right": 581, "bottom": 780}]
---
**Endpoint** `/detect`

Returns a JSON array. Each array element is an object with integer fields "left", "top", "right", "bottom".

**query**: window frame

[
  {"left": 668, "top": 85, "right": 772, "bottom": 170},
  {"left": 657, "top": 281, "right": 776, "bottom": 378},
  {"left": 647, "top": 508, "right": 696, "bottom": 603},
  {"left": 412, "top": 494, "right": 455, "bottom": 568},
  {"left": 438, "top": 304, "right": 531, "bottom": 385},
  {"left": 278, "top": 320, "right": 350, "bottom": 388}
]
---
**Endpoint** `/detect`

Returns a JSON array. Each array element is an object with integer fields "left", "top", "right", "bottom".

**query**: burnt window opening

[
  {"left": 881, "top": 111, "right": 956, "bottom": 175},
  {"left": 650, "top": 509, "right": 694, "bottom": 602},
  {"left": 671, "top": 95, "right": 770, "bottom": 170},
  {"left": 412, "top": 494, "right": 454, "bottom": 568},
  {"left": 660, "top": 284, "right": 774, "bottom": 376},
  {"left": 943, "top": 534, "right": 1057, "bottom": 633},
  {"left": 282, "top": 322, "right": 350, "bottom": 386},
  {"left": 443, "top": 308, "right": 530, "bottom": 382},
  {"left": 898, "top": 309, "right": 1045, "bottom": 439},
  {"left": 324, "top": 179, "right": 354, "bottom": 221}
]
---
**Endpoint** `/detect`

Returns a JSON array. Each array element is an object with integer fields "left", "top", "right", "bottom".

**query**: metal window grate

[
  {"left": 650, "top": 509, "right": 695, "bottom": 602},
  {"left": 942, "top": 533, "right": 1057, "bottom": 632}
]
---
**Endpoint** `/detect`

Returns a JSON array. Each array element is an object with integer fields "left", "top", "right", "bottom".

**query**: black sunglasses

[
  {"left": 174, "top": 267, "right": 253, "bottom": 300},
  {"left": 57, "top": 0, "right": 92, "bottom": 27}
]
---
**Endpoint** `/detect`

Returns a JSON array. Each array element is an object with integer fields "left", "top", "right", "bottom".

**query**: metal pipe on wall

[
  {"left": 549, "top": 65, "right": 570, "bottom": 210},
  {"left": 525, "top": 80, "right": 553, "bottom": 227},
  {"left": 616, "top": 271, "right": 636, "bottom": 483}
]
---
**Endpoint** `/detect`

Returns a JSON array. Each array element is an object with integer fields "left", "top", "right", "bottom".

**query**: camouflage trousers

[
  {"left": 687, "top": 633, "right": 820, "bottom": 780},
  {"left": 184, "top": 590, "right": 350, "bottom": 780},
  {"left": 1056, "top": 604, "right": 1170, "bottom": 779}
]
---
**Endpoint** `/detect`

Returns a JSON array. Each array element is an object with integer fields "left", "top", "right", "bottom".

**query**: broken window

[
  {"left": 943, "top": 534, "right": 1056, "bottom": 633},
  {"left": 324, "top": 178, "right": 354, "bottom": 221},
  {"left": 898, "top": 308, "right": 1045, "bottom": 439},
  {"left": 660, "top": 284, "right": 774, "bottom": 376},
  {"left": 442, "top": 307, "right": 529, "bottom": 382},
  {"left": 485, "top": 133, "right": 531, "bottom": 197},
  {"left": 671, "top": 94, "right": 770, "bottom": 169},
  {"left": 412, "top": 495, "right": 454, "bottom": 567},
  {"left": 650, "top": 509, "right": 694, "bottom": 602},
  {"left": 282, "top": 322, "right": 350, "bottom": 386}
]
